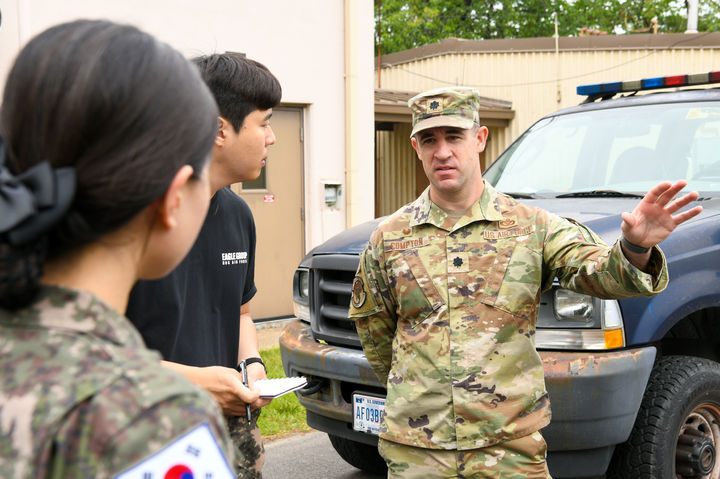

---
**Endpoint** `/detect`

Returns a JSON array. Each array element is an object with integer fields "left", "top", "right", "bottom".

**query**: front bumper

[
  {"left": 541, "top": 344, "right": 656, "bottom": 476},
  {"left": 279, "top": 319, "right": 384, "bottom": 446},
  {"left": 279, "top": 319, "right": 656, "bottom": 477}
]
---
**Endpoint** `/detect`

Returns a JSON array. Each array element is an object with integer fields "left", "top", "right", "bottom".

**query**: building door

[{"left": 231, "top": 107, "right": 305, "bottom": 320}]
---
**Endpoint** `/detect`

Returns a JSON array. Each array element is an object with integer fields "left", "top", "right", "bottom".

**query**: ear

[
  {"left": 476, "top": 126, "right": 489, "bottom": 153},
  {"left": 410, "top": 136, "right": 422, "bottom": 159},
  {"left": 215, "top": 116, "right": 232, "bottom": 147},
  {"left": 156, "top": 165, "right": 195, "bottom": 229}
]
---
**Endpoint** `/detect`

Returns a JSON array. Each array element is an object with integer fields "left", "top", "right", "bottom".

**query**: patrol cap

[{"left": 408, "top": 86, "right": 482, "bottom": 137}]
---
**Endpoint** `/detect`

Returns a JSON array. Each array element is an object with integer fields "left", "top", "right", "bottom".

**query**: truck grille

[{"left": 309, "top": 255, "right": 362, "bottom": 348}]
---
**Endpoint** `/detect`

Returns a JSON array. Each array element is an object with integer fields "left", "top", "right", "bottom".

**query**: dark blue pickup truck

[{"left": 280, "top": 72, "right": 720, "bottom": 478}]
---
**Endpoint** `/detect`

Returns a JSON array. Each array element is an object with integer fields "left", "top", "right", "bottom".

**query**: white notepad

[{"left": 255, "top": 376, "right": 308, "bottom": 398}]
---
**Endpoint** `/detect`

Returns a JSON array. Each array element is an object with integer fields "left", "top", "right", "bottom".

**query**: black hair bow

[{"left": 0, "top": 138, "right": 76, "bottom": 246}]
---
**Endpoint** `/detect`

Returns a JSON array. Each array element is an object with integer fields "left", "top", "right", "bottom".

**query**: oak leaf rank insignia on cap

[{"left": 408, "top": 86, "right": 482, "bottom": 137}]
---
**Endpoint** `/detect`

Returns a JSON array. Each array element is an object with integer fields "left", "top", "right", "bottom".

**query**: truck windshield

[{"left": 483, "top": 101, "right": 720, "bottom": 196}]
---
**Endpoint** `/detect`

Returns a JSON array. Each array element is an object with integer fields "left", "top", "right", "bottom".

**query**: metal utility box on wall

[{"left": 323, "top": 182, "right": 342, "bottom": 208}]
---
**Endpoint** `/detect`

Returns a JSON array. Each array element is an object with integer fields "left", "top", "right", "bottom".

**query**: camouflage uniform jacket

[
  {"left": 0, "top": 285, "right": 235, "bottom": 478},
  {"left": 349, "top": 183, "right": 668, "bottom": 450}
]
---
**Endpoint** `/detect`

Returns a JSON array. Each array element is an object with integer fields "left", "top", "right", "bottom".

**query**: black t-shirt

[{"left": 126, "top": 187, "right": 256, "bottom": 368}]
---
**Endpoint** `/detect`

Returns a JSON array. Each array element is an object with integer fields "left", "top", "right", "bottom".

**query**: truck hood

[
  {"left": 308, "top": 219, "right": 384, "bottom": 256},
  {"left": 307, "top": 196, "right": 720, "bottom": 256},
  {"left": 526, "top": 196, "right": 720, "bottom": 245}
]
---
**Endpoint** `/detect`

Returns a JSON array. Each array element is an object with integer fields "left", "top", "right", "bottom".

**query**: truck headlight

[
  {"left": 293, "top": 268, "right": 310, "bottom": 323},
  {"left": 535, "top": 286, "right": 625, "bottom": 350},
  {"left": 298, "top": 270, "right": 309, "bottom": 298},
  {"left": 554, "top": 289, "right": 593, "bottom": 322}
]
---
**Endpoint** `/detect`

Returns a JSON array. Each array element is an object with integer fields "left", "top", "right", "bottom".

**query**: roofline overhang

[{"left": 377, "top": 33, "right": 720, "bottom": 68}]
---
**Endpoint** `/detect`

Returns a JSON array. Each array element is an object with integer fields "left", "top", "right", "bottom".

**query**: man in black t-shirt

[{"left": 126, "top": 54, "right": 282, "bottom": 478}]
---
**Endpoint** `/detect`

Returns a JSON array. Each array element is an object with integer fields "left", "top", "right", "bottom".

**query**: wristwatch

[
  {"left": 239, "top": 356, "right": 266, "bottom": 373},
  {"left": 621, "top": 236, "right": 651, "bottom": 254}
]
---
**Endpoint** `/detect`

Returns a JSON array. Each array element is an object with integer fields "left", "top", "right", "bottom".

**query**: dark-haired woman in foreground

[{"left": 0, "top": 20, "right": 258, "bottom": 478}]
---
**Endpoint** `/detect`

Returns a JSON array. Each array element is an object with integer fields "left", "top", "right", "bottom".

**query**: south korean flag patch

[{"left": 114, "top": 422, "right": 233, "bottom": 478}]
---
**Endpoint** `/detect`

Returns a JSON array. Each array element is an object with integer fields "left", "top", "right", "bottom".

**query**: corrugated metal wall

[
  {"left": 376, "top": 122, "right": 416, "bottom": 216},
  {"left": 378, "top": 47, "right": 720, "bottom": 158},
  {"left": 485, "top": 125, "right": 509, "bottom": 169}
]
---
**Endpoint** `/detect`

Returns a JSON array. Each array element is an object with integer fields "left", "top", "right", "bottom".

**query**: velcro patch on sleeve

[{"left": 114, "top": 422, "right": 234, "bottom": 479}]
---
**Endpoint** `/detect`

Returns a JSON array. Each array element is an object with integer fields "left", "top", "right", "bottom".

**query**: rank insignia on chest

[
  {"left": 351, "top": 277, "right": 367, "bottom": 308},
  {"left": 447, "top": 252, "right": 470, "bottom": 273}
]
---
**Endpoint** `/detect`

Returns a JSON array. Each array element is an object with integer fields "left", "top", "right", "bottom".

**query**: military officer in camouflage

[{"left": 349, "top": 86, "right": 703, "bottom": 478}]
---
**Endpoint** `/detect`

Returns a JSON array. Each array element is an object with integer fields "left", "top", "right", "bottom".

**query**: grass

[{"left": 258, "top": 348, "right": 312, "bottom": 440}]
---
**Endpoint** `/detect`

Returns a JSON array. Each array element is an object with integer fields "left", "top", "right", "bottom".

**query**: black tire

[
  {"left": 608, "top": 355, "right": 720, "bottom": 479},
  {"left": 328, "top": 434, "right": 388, "bottom": 475}
]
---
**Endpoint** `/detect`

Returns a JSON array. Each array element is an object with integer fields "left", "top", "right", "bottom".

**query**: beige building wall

[
  {"left": 377, "top": 36, "right": 720, "bottom": 164},
  {"left": 0, "top": 0, "right": 375, "bottom": 249}
]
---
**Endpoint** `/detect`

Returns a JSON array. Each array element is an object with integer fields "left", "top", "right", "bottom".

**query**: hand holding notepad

[{"left": 254, "top": 376, "right": 308, "bottom": 398}]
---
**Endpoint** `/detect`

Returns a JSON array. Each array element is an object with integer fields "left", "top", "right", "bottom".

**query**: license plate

[{"left": 352, "top": 393, "right": 385, "bottom": 435}]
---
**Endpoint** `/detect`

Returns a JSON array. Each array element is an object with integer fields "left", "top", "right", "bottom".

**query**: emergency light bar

[{"left": 577, "top": 71, "right": 720, "bottom": 97}]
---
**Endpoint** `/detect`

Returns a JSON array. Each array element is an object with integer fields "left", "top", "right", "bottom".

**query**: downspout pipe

[
  {"left": 344, "top": 0, "right": 375, "bottom": 228},
  {"left": 686, "top": 0, "right": 698, "bottom": 33}
]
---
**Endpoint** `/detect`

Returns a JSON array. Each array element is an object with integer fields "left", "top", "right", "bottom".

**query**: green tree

[
  {"left": 376, "top": 0, "right": 720, "bottom": 55},
  {"left": 569, "top": 0, "right": 685, "bottom": 33},
  {"left": 375, "top": 0, "right": 565, "bottom": 53},
  {"left": 698, "top": 0, "right": 720, "bottom": 31}
]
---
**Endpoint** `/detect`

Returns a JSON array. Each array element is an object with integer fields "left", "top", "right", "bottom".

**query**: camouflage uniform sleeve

[
  {"left": 543, "top": 213, "right": 668, "bottom": 298},
  {"left": 103, "top": 392, "right": 235, "bottom": 476},
  {"left": 348, "top": 231, "right": 397, "bottom": 385},
  {"left": 50, "top": 373, "right": 236, "bottom": 477}
]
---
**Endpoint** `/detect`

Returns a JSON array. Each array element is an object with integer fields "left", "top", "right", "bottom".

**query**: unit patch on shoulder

[
  {"left": 351, "top": 276, "right": 367, "bottom": 309},
  {"left": 114, "top": 422, "right": 233, "bottom": 479}
]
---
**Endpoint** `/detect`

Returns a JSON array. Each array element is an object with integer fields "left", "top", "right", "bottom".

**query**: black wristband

[
  {"left": 240, "top": 356, "right": 266, "bottom": 373},
  {"left": 621, "top": 236, "right": 651, "bottom": 254}
]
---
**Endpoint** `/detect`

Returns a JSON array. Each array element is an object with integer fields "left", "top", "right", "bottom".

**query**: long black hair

[{"left": 0, "top": 19, "right": 219, "bottom": 308}]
